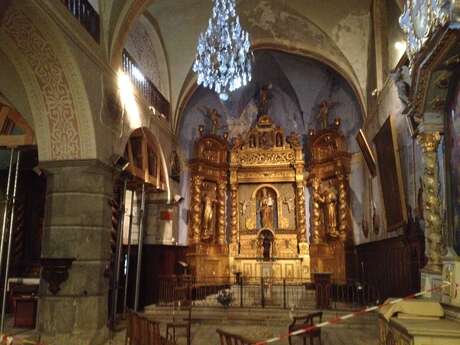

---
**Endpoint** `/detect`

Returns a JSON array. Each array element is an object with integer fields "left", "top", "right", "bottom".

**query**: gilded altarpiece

[
  {"left": 229, "top": 116, "right": 310, "bottom": 280},
  {"left": 307, "top": 121, "right": 352, "bottom": 282},
  {"left": 186, "top": 131, "right": 229, "bottom": 283}
]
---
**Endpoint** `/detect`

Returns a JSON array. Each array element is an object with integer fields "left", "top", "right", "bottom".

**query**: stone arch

[
  {"left": 175, "top": 43, "right": 366, "bottom": 134},
  {"left": 0, "top": 2, "right": 97, "bottom": 161},
  {"left": 123, "top": 126, "right": 171, "bottom": 202}
]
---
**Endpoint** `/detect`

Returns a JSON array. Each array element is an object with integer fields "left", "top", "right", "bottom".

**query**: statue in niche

[
  {"left": 202, "top": 191, "right": 217, "bottom": 240},
  {"left": 259, "top": 188, "right": 275, "bottom": 229},
  {"left": 275, "top": 132, "right": 283, "bottom": 147},
  {"left": 260, "top": 131, "right": 273, "bottom": 148},
  {"left": 316, "top": 181, "right": 339, "bottom": 238},
  {"left": 262, "top": 236, "right": 271, "bottom": 261},
  {"left": 260, "top": 230, "right": 273, "bottom": 261}
]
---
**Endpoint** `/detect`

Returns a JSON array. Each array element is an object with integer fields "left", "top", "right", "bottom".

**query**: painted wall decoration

[{"left": 177, "top": 50, "right": 363, "bottom": 245}]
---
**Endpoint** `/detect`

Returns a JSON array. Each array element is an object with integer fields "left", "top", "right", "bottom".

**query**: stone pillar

[
  {"left": 189, "top": 175, "right": 202, "bottom": 244},
  {"left": 38, "top": 160, "right": 113, "bottom": 345},
  {"left": 418, "top": 131, "right": 443, "bottom": 273},
  {"left": 216, "top": 180, "right": 226, "bottom": 245}
]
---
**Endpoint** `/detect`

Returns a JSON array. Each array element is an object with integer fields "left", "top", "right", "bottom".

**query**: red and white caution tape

[{"left": 253, "top": 281, "right": 455, "bottom": 345}]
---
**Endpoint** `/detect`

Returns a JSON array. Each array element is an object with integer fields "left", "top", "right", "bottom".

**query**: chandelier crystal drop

[{"left": 193, "top": 0, "right": 253, "bottom": 101}]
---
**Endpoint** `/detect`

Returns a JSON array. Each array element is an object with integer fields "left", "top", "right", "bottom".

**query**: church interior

[{"left": 1, "top": 0, "right": 460, "bottom": 344}]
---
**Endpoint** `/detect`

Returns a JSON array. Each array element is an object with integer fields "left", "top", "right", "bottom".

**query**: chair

[
  {"left": 288, "top": 312, "right": 323, "bottom": 345},
  {"left": 166, "top": 304, "right": 192, "bottom": 345},
  {"left": 216, "top": 328, "right": 253, "bottom": 345},
  {"left": 125, "top": 310, "right": 142, "bottom": 345}
]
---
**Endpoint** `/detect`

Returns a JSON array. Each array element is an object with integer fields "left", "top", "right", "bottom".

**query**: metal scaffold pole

[
  {"left": 134, "top": 183, "right": 146, "bottom": 312},
  {"left": 110, "top": 178, "right": 127, "bottom": 327},
  {"left": 123, "top": 189, "right": 135, "bottom": 314},
  {"left": 1, "top": 151, "right": 20, "bottom": 332}
]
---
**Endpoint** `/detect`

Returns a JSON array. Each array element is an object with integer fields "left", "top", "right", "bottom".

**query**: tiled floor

[{"left": 106, "top": 309, "right": 379, "bottom": 345}]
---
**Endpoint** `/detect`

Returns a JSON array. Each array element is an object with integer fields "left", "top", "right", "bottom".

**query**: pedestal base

[
  {"left": 187, "top": 243, "right": 229, "bottom": 284},
  {"left": 421, "top": 269, "right": 443, "bottom": 301},
  {"left": 310, "top": 241, "right": 346, "bottom": 283}
]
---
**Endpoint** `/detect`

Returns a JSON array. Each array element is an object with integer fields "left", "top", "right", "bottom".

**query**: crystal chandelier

[{"left": 193, "top": 0, "right": 253, "bottom": 101}]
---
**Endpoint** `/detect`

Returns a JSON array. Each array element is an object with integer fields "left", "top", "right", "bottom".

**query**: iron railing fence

[
  {"left": 121, "top": 50, "right": 171, "bottom": 121},
  {"left": 61, "top": 0, "right": 100, "bottom": 42},
  {"left": 157, "top": 275, "right": 380, "bottom": 310}
]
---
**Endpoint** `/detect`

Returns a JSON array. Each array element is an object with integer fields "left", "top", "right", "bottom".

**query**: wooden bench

[
  {"left": 216, "top": 328, "right": 254, "bottom": 345},
  {"left": 166, "top": 305, "right": 192, "bottom": 345},
  {"left": 125, "top": 310, "right": 166, "bottom": 345},
  {"left": 288, "top": 312, "right": 323, "bottom": 345}
]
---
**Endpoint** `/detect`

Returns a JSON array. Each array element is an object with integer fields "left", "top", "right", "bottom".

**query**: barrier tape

[
  {"left": 253, "top": 281, "right": 455, "bottom": 345},
  {"left": 0, "top": 335, "right": 43, "bottom": 345}
]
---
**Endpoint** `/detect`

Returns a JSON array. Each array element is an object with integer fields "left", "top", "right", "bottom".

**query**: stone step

[{"left": 143, "top": 306, "right": 378, "bottom": 328}]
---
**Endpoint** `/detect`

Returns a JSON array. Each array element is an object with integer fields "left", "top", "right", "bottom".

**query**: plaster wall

[{"left": 147, "top": 0, "right": 371, "bottom": 121}]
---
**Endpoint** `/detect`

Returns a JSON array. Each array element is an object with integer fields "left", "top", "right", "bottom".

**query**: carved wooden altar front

[
  {"left": 307, "top": 121, "right": 352, "bottom": 282},
  {"left": 186, "top": 129, "right": 229, "bottom": 283},
  {"left": 229, "top": 115, "right": 310, "bottom": 280}
]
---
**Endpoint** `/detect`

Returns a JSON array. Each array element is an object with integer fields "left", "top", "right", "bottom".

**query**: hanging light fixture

[{"left": 193, "top": 0, "right": 253, "bottom": 101}]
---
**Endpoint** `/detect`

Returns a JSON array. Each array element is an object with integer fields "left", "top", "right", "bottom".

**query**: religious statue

[
  {"left": 259, "top": 188, "right": 275, "bottom": 229},
  {"left": 323, "top": 183, "right": 339, "bottom": 238},
  {"left": 262, "top": 236, "right": 271, "bottom": 261},
  {"left": 201, "top": 107, "right": 221, "bottom": 134},
  {"left": 317, "top": 101, "right": 329, "bottom": 129},
  {"left": 257, "top": 84, "right": 272, "bottom": 118},
  {"left": 202, "top": 192, "right": 216, "bottom": 240},
  {"left": 316, "top": 101, "right": 337, "bottom": 129},
  {"left": 314, "top": 181, "right": 339, "bottom": 238},
  {"left": 170, "top": 150, "right": 181, "bottom": 181}
]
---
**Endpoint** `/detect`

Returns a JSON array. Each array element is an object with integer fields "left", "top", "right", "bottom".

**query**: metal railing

[
  {"left": 61, "top": 0, "right": 100, "bottom": 42},
  {"left": 157, "top": 276, "right": 380, "bottom": 310},
  {"left": 122, "top": 49, "right": 171, "bottom": 121}
]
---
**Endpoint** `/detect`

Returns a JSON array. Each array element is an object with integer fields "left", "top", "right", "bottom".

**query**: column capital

[{"left": 417, "top": 131, "right": 441, "bottom": 153}]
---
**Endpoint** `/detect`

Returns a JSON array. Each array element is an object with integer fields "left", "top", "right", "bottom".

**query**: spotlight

[{"left": 110, "top": 154, "right": 129, "bottom": 171}]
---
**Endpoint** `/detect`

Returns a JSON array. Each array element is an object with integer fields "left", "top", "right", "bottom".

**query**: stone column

[
  {"left": 216, "top": 181, "right": 226, "bottom": 245},
  {"left": 418, "top": 132, "right": 443, "bottom": 273},
  {"left": 189, "top": 175, "right": 202, "bottom": 244},
  {"left": 38, "top": 160, "right": 113, "bottom": 345}
]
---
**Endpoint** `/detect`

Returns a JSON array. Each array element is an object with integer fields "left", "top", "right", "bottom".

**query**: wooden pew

[
  {"left": 216, "top": 328, "right": 254, "bottom": 345},
  {"left": 288, "top": 312, "right": 323, "bottom": 345},
  {"left": 125, "top": 310, "right": 166, "bottom": 345}
]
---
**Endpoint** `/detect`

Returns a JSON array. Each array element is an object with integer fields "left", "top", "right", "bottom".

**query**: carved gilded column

[
  {"left": 418, "top": 132, "right": 443, "bottom": 272},
  {"left": 337, "top": 173, "right": 348, "bottom": 242},
  {"left": 310, "top": 177, "right": 322, "bottom": 244},
  {"left": 217, "top": 181, "right": 226, "bottom": 245},
  {"left": 230, "top": 184, "right": 238, "bottom": 243},
  {"left": 296, "top": 183, "right": 307, "bottom": 242},
  {"left": 190, "top": 175, "right": 203, "bottom": 244}
]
